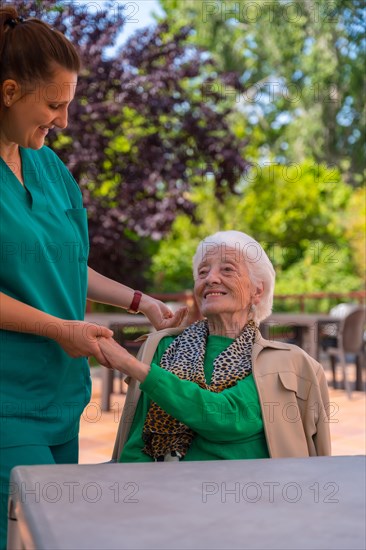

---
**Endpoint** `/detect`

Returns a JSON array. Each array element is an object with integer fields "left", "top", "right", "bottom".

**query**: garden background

[{"left": 13, "top": 0, "right": 365, "bottom": 311}]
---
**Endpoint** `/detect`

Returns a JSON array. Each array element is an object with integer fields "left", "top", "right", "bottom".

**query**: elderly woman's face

[{"left": 194, "top": 246, "right": 255, "bottom": 324}]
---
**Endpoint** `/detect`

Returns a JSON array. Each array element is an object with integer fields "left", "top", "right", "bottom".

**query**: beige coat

[{"left": 112, "top": 328, "right": 331, "bottom": 460}]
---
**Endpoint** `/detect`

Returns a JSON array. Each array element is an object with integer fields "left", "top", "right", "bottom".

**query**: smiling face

[
  {"left": 1, "top": 66, "right": 77, "bottom": 150},
  {"left": 194, "top": 246, "right": 263, "bottom": 336}
]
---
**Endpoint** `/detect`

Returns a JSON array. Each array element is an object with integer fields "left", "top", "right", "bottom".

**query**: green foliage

[
  {"left": 158, "top": 0, "right": 366, "bottom": 186},
  {"left": 233, "top": 161, "right": 351, "bottom": 268},
  {"left": 274, "top": 246, "right": 361, "bottom": 293},
  {"left": 273, "top": 246, "right": 362, "bottom": 312},
  {"left": 148, "top": 217, "right": 198, "bottom": 292},
  {"left": 344, "top": 187, "right": 366, "bottom": 279},
  {"left": 149, "top": 161, "right": 362, "bottom": 302}
]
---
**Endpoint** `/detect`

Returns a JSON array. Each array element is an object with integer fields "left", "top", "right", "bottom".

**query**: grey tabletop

[{"left": 8, "top": 456, "right": 366, "bottom": 550}]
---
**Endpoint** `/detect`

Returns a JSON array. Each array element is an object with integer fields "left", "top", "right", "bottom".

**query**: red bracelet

[{"left": 127, "top": 291, "right": 142, "bottom": 314}]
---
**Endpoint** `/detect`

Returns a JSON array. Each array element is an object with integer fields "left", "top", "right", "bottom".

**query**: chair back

[
  {"left": 330, "top": 302, "right": 358, "bottom": 318},
  {"left": 338, "top": 307, "right": 366, "bottom": 353}
]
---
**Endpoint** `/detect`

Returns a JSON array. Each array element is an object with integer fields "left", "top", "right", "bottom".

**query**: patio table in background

[{"left": 260, "top": 313, "right": 340, "bottom": 360}]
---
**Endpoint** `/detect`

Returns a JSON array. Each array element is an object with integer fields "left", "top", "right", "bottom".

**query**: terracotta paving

[{"left": 79, "top": 361, "right": 365, "bottom": 464}]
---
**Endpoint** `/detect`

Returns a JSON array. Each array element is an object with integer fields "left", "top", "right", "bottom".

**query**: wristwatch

[{"left": 127, "top": 290, "right": 142, "bottom": 314}]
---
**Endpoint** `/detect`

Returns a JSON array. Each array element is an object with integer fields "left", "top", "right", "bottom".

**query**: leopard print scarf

[{"left": 142, "top": 319, "right": 257, "bottom": 461}]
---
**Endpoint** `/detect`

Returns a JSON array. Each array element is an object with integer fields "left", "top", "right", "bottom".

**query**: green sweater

[
  {"left": 0, "top": 146, "right": 90, "bottom": 447},
  {"left": 120, "top": 335, "right": 269, "bottom": 462}
]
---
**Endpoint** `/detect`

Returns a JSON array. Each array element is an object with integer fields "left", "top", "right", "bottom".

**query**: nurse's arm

[
  {"left": 87, "top": 267, "right": 187, "bottom": 330},
  {"left": 0, "top": 292, "right": 112, "bottom": 364}
]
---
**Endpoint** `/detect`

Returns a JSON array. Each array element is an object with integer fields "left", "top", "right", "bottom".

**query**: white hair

[{"left": 192, "top": 230, "right": 275, "bottom": 323}]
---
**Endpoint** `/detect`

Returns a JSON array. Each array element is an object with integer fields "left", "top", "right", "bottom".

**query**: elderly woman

[{"left": 100, "top": 231, "right": 331, "bottom": 462}]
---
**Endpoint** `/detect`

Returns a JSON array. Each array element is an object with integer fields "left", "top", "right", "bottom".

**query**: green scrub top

[
  {"left": 120, "top": 335, "right": 270, "bottom": 462},
  {"left": 0, "top": 146, "right": 91, "bottom": 448}
]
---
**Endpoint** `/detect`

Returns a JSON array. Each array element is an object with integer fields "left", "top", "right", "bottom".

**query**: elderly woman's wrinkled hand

[
  {"left": 98, "top": 337, "right": 151, "bottom": 382},
  {"left": 97, "top": 337, "right": 128, "bottom": 371}
]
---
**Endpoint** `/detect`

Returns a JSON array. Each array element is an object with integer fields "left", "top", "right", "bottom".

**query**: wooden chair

[{"left": 326, "top": 306, "right": 366, "bottom": 398}]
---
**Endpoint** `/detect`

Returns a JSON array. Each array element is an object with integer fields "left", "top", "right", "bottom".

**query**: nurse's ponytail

[{"left": 0, "top": 5, "right": 80, "bottom": 104}]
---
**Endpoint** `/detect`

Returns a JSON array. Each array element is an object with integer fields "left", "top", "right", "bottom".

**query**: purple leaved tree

[{"left": 14, "top": 0, "right": 249, "bottom": 288}]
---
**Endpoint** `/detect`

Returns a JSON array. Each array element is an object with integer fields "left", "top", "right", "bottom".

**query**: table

[
  {"left": 84, "top": 314, "right": 152, "bottom": 411},
  {"left": 260, "top": 313, "right": 339, "bottom": 360},
  {"left": 7, "top": 456, "right": 366, "bottom": 550}
]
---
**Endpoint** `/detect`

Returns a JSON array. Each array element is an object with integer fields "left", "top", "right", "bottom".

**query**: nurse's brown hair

[{"left": 0, "top": 6, "right": 80, "bottom": 93}]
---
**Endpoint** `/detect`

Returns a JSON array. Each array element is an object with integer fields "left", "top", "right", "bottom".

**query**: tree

[
  {"left": 149, "top": 161, "right": 362, "bottom": 307},
  {"left": 344, "top": 187, "right": 366, "bottom": 280},
  {"left": 159, "top": 0, "right": 366, "bottom": 185},
  {"left": 13, "top": 0, "right": 249, "bottom": 287}
]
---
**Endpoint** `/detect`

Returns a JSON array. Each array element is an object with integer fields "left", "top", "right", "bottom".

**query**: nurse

[{"left": 0, "top": 7, "right": 186, "bottom": 547}]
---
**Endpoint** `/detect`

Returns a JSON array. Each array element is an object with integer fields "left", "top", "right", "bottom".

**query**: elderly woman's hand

[
  {"left": 98, "top": 337, "right": 150, "bottom": 382},
  {"left": 139, "top": 295, "right": 188, "bottom": 331}
]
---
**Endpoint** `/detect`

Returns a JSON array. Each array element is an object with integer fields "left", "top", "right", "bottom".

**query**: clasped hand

[
  {"left": 54, "top": 298, "right": 188, "bottom": 368},
  {"left": 98, "top": 337, "right": 149, "bottom": 382},
  {"left": 55, "top": 321, "right": 113, "bottom": 365},
  {"left": 55, "top": 321, "right": 139, "bottom": 375}
]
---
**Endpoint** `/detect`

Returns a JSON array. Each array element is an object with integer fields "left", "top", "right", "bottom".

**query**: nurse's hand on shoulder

[
  {"left": 139, "top": 295, "right": 188, "bottom": 330},
  {"left": 55, "top": 321, "right": 113, "bottom": 365}
]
